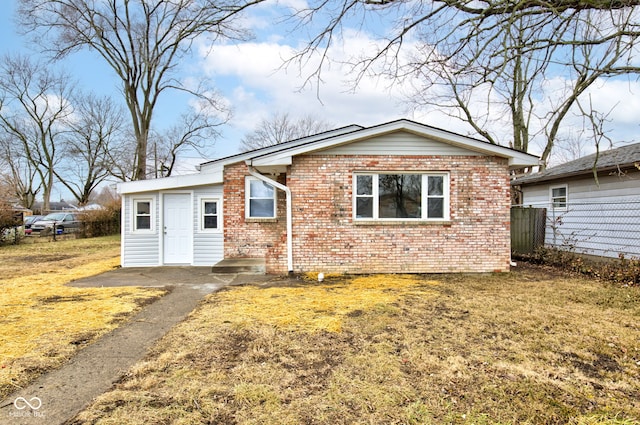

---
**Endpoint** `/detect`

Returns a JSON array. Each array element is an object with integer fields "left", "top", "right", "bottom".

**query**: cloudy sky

[{"left": 1, "top": 0, "right": 638, "bottom": 172}]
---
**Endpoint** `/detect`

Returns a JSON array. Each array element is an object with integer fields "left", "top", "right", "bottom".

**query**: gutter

[{"left": 245, "top": 162, "right": 293, "bottom": 273}]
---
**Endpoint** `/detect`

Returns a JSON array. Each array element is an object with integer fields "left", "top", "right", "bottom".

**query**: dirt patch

[
  {"left": 33, "top": 254, "right": 76, "bottom": 262},
  {"left": 562, "top": 351, "right": 623, "bottom": 378},
  {"left": 38, "top": 294, "right": 92, "bottom": 303}
]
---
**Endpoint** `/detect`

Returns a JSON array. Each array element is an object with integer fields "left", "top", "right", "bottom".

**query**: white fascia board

[
  {"left": 117, "top": 169, "right": 223, "bottom": 194},
  {"left": 507, "top": 151, "right": 544, "bottom": 168},
  {"left": 250, "top": 120, "right": 540, "bottom": 168},
  {"left": 198, "top": 125, "right": 365, "bottom": 171}
]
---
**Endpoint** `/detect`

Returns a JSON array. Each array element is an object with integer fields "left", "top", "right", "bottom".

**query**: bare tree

[
  {"left": 290, "top": 0, "right": 640, "bottom": 167},
  {"left": 0, "top": 54, "right": 74, "bottom": 211},
  {"left": 55, "top": 93, "right": 127, "bottom": 205},
  {"left": 0, "top": 132, "right": 42, "bottom": 209},
  {"left": 18, "top": 0, "right": 266, "bottom": 180},
  {"left": 151, "top": 101, "right": 228, "bottom": 178},
  {"left": 240, "top": 112, "right": 333, "bottom": 151},
  {"left": 404, "top": 11, "right": 638, "bottom": 169}
]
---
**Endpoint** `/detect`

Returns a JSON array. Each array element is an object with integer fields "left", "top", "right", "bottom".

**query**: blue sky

[
  {"left": 1, "top": 1, "right": 638, "bottom": 181},
  {"left": 0, "top": 1, "right": 420, "bottom": 168}
]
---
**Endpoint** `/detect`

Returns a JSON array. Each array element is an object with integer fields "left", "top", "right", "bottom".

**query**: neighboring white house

[{"left": 512, "top": 143, "right": 640, "bottom": 259}]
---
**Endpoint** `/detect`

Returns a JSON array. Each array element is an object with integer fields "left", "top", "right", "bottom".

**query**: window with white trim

[
  {"left": 201, "top": 198, "right": 220, "bottom": 231},
  {"left": 133, "top": 199, "right": 153, "bottom": 231},
  {"left": 246, "top": 177, "right": 277, "bottom": 218},
  {"left": 354, "top": 173, "right": 449, "bottom": 220},
  {"left": 550, "top": 185, "right": 567, "bottom": 210}
]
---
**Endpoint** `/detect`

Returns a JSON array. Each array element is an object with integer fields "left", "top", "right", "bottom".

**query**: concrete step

[{"left": 211, "top": 258, "right": 266, "bottom": 274}]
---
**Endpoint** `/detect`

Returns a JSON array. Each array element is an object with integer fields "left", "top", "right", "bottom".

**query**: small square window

[
  {"left": 134, "top": 199, "right": 152, "bottom": 231},
  {"left": 246, "top": 177, "right": 277, "bottom": 218},
  {"left": 551, "top": 186, "right": 567, "bottom": 209},
  {"left": 201, "top": 199, "right": 219, "bottom": 231}
]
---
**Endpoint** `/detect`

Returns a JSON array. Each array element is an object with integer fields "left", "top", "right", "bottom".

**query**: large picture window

[
  {"left": 246, "top": 177, "right": 277, "bottom": 218},
  {"left": 354, "top": 173, "right": 449, "bottom": 220},
  {"left": 133, "top": 199, "right": 153, "bottom": 231}
]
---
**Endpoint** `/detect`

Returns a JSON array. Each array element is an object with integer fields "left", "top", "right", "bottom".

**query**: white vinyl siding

[
  {"left": 193, "top": 187, "right": 224, "bottom": 266},
  {"left": 122, "top": 185, "right": 224, "bottom": 267},
  {"left": 317, "top": 132, "right": 483, "bottom": 156},
  {"left": 122, "top": 195, "right": 160, "bottom": 266},
  {"left": 519, "top": 174, "right": 640, "bottom": 259}
]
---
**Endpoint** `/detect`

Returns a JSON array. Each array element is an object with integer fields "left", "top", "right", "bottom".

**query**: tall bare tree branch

[{"left": 18, "top": 0, "right": 266, "bottom": 180}]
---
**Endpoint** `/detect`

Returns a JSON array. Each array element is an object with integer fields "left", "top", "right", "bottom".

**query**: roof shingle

[{"left": 512, "top": 142, "right": 640, "bottom": 185}]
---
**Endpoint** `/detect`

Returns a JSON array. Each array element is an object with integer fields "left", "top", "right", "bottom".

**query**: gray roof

[{"left": 512, "top": 142, "right": 640, "bottom": 185}]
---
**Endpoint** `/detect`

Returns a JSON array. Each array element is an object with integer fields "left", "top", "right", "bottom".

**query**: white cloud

[{"left": 197, "top": 36, "right": 415, "bottom": 155}]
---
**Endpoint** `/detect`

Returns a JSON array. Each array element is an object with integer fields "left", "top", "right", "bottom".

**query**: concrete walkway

[{"left": 0, "top": 267, "right": 270, "bottom": 425}]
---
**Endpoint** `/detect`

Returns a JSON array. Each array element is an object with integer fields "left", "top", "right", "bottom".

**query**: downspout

[{"left": 245, "top": 163, "right": 293, "bottom": 273}]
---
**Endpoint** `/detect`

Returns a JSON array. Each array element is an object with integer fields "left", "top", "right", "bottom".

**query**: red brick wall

[
  {"left": 223, "top": 162, "right": 288, "bottom": 271},
  {"left": 224, "top": 155, "right": 512, "bottom": 274}
]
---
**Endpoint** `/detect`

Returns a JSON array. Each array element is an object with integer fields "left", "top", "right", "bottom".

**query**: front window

[
  {"left": 550, "top": 186, "right": 567, "bottom": 210},
  {"left": 354, "top": 173, "right": 449, "bottom": 220},
  {"left": 134, "top": 199, "right": 152, "bottom": 231},
  {"left": 246, "top": 177, "right": 276, "bottom": 218}
]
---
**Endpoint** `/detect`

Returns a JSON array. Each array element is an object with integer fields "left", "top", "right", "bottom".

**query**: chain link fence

[{"left": 512, "top": 197, "right": 640, "bottom": 259}]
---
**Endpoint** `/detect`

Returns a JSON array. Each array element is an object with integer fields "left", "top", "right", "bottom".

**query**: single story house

[
  {"left": 118, "top": 119, "right": 539, "bottom": 274},
  {"left": 512, "top": 142, "right": 640, "bottom": 259}
]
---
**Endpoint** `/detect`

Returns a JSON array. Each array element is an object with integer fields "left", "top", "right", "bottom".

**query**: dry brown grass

[
  {"left": 0, "top": 235, "right": 164, "bottom": 399},
  {"left": 73, "top": 265, "right": 640, "bottom": 425}
]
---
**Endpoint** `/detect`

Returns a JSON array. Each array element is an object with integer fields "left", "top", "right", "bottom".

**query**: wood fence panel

[{"left": 511, "top": 207, "right": 546, "bottom": 254}]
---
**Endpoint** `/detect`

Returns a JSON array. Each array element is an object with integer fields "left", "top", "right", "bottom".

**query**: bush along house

[{"left": 118, "top": 119, "right": 540, "bottom": 274}]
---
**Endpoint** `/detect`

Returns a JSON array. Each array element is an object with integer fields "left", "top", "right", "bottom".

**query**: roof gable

[
  {"left": 247, "top": 119, "right": 539, "bottom": 170},
  {"left": 314, "top": 130, "right": 484, "bottom": 156},
  {"left": 119, "top": 119, "right": 540, "bottom": 194}
]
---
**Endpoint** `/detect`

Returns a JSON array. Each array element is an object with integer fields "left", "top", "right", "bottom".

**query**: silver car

[{"left": 30, "top": 212, "right": 81, "bottom": 234}]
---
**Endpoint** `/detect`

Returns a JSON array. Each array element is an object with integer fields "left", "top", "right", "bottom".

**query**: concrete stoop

[{"left": 211, "top": 258, "right": 266, "bottom": 274}]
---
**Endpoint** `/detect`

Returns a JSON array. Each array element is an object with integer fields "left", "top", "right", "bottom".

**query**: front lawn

[
  {"left": 0, "top": 235, "right": 164, "bottom": 399},
  {"left": 72, "top": 266, "right": 640, "bottom": 424}
]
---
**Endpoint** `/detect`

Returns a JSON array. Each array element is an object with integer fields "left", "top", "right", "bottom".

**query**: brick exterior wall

[
  {"left": 224, "top": 155, "right": 512, "bottom": 274},
  {"left": 223, "top": 162, "right": 288, "bottom": 270}
]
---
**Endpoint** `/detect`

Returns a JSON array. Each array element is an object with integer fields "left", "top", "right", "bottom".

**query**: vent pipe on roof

[{"left": 246, "top": 163, "right": 293, "bottom": 273}]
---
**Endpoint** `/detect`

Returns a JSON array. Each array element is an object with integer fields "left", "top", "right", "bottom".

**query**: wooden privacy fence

[{"left": 511, "top": 207, "right": 546, "bottom": 254}]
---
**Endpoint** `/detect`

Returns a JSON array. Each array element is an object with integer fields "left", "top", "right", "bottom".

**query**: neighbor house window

[
  {"left": 133, "top": 199, "right": 153, "bottom": 231},
  {"left": 354, "top": 173, "right": 449, "bottom": 220},
  {"left": 246, "top": 177, "right": 277, "bottom": 218},
  {"left": 201, "top": 198, "right": 220, "bottom": 231},
  {"left": 550, "top": 185, "right": 567, "bottom": 210}
]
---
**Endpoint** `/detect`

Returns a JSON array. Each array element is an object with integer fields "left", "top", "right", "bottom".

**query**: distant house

[
  {"left": 512, "top": 143, "right": 640, "bottom": 259},
  {"left": 118, "top": 119, "right": 539, "bottom": 274},
  {"left": 32, "top": 200, "right": 77, "bottom": 213}
]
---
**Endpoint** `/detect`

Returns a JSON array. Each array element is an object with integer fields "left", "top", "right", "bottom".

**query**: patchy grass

[
  {"left": 73, "top": 265, "right": 640, "bottom": 425},
  {"left": 0, "top": 235, "right": 164, "bottom": 399}
]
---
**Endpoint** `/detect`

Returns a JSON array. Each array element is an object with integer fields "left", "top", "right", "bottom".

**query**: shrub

[
  {"left": 0, "top": 203, "right": 23, "bottom": 245},
  {"left": 515, "top": 248, "right": 640, "bottom": 286},
  {"left": 78, "top": 205, "right": 121, "bottom": 238}
]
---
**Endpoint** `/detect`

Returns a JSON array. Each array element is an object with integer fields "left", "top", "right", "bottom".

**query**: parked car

[
  {"left": 23, "top": 215, "right": 44, "bottom": 235},
  {"left": 30, "top": 212, "right": 81, "bottom": 234}
]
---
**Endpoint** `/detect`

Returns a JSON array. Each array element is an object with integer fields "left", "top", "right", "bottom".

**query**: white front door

[{"left": 163, "top": 193, "right": 191, "bottom": 264}]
